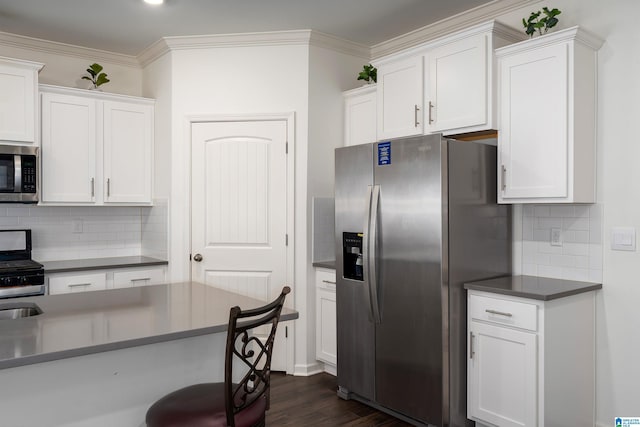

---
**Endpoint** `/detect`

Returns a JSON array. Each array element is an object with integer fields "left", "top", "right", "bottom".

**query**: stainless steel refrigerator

[{"left": 335, "top": 134, "right": 511, "bottom": 427}]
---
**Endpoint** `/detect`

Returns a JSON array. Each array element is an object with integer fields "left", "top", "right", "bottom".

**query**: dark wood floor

[{"left": 266, "top": 372, "right": 412, "bottom": 426}]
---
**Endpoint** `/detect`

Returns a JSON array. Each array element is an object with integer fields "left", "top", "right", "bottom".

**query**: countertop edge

[
  {"left": 464, "top": 281, "right": 603, "bottom": 301},
  {"left": 42, "top": 257, "right": 169, "bottom": 274},
  {"left": 312, "top": 260, "right": 336, "bottom": 270},
  {"left": 0, "top": 310, "right": 298, "bottom": 370}
]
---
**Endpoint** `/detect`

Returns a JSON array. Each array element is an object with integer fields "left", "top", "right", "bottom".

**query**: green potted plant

[
  {"left": 357, "top": 64, "right": 377, "bottom": 84},
  {"left": 82, "top": 63, "right": 110, "bottom": 89},
  {"left": 522, "top": 7, "right": 562, "bottom": 37}
]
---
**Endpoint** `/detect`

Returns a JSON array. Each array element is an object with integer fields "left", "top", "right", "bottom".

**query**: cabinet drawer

[
  {"left": 316, "top": 269, "right": 336, "bottom": 291},
  {"left": 113, "top": 267, "right": 165, "bottom": 289},
  {"left": 469, "top": 294, "right": 537, "bottom": 332},
  {"left": 48, "top": 272, "right": 107, "bottom": 295}
]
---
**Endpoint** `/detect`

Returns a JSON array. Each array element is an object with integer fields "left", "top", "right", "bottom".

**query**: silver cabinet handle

[
  {"left": 91, "top": 178, "right": 95, "bottom": 197},
  {"left": 193, "top": 253, "right": 203, "bottom": 262},
  {"left": 428, "top": 101, "right": 434, "bottom": 124},
  {"left": 414, "top": 104, "right": 420, "bottom": 127},
  {"left": 485, "top": 309, "right": 513, "bottom": 317},
  {"left": 131, "top": 278, "right": 150, "bottom": 283},
  {"left": 501, "top": 165, "right": 506, "bottom": 191},
  {"left": 322, "top": 280, "right": 336, "bottom": 285},
  {"left": 107, "top": 178, "right": 111, "bottom": 197},
  {"left": 68, "top": 283, "right": 91, "bottom": 288},
  {"left": 470, "top": 331, "right": 475, "bottom": 359}
]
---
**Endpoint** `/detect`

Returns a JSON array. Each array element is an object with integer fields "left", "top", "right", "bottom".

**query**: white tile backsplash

[
  {"left": 519, "top": 204, "right": 603, "bottom": 283},
  {"left": 0, "top": 204, "right": 167, "bottom": 262}
]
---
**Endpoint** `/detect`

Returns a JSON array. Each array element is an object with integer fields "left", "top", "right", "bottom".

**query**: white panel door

[
  {"left": 41, "top": 92, "right": 96, "bottom": 203},
  {"left": 499, "top": 43, "right": 568, "bottom": 199},
  {"left": 103, "top": 101, "right": 153, "bottom": 204},
  {"left": 0, "top": 62, "right": 38, "bottom": 143},
  {"left": 191, "top": 120, "right": 289, "bottom": 371},
  {"left": 468, "top": 321, "right": 538, "bottom": 427}
]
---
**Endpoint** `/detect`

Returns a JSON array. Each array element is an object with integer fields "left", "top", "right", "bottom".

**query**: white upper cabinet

[
  {"left": 343, "top": 85, "right": 376, "bottom": 146},
  {"left": 40, "top": 85, "right": 154, "bottom": 205},
  {"left": 424, "top": 21, "right": 523, "bottom": 135},
  {"left": 497, "top": 27, "right": 603, "bottom": 203},
  {"left": 0, "top": 56, "right": 44, "bottom": 144},
  {"left": 376, "top": 55, "right": 423, "bottom": 140}
]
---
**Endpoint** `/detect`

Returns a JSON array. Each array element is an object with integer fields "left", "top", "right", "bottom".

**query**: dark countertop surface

[
  {"left": 40, "top": 256, "right": 168, "bottom": 274},
  {"left": 312, "top": 260, "right": 335, "bottom": 270},
  {"left": 0, "top": 282, "right": 298, "bottom": 370},
  {"left": 464, "top": 275, "right": 602, "bottom": 301}
]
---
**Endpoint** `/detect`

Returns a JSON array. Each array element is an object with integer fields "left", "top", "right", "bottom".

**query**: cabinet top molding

[
  {"left": 39, "top": 83, "right": 155, "bottom": 104},
  {"left": 374, "top": 20, "right": 524, "bottom": 66},
  {"left": 495, "top": 26, "right": 605, "bottom": 56},
  {"left": 0, "top": 55, "right": 44, "bottom": 71}
]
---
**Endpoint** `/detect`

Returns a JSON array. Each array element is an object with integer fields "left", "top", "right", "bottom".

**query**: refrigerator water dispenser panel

[{"left": 342, "top": 232, "right": 363, "bottom": 281}]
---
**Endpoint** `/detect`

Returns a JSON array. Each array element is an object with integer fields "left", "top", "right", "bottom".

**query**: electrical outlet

[
  {"left": 551, "top": 228, "right": 562, "bottom": 246},
  {"left": 72, "top": 219, "right": 83, "bottom": 233}
]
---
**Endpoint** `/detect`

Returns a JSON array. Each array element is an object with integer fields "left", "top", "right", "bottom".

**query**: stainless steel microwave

[{"left": 0, "top": 145, "right": 38, "bottom": 203}]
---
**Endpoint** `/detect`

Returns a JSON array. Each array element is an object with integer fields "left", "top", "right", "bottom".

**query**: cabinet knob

[{"left": 193, "top": 253, "right": 203, "bottom": 262}]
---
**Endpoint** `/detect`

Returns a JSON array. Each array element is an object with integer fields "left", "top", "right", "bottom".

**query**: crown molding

[
  {"left": 495, "top": 26, "right": 605, "bottom": 56},
  {"left": 0, "top": 31, "right": 140, "bottom": 68},
  {"left": 371, "top": 0, "right": 537, "bottom": 60},
  {"left": 138, "top": 29, "right": 370, "bottom": 66}
]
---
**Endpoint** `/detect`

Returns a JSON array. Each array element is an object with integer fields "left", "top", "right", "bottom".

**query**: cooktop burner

[{"left": 0, "top": 259, "right": 43, "bottom": 272}]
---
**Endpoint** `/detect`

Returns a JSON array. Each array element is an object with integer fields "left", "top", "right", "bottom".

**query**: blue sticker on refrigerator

[{"left": 378, "top": 141, "right": 391, "bottom": 165}]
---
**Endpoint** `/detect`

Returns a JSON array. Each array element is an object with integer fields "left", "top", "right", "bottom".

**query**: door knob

[{"left": 193, "top": 254, "right": 203, "bottom": 262}]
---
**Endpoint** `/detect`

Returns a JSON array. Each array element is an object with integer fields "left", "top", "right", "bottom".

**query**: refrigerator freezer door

[
  {"left": 335, "top": 143, "right": 375, "bottom": 401},
  {"left": 373, "top": 135, "right": 446, "bottom": 425}
]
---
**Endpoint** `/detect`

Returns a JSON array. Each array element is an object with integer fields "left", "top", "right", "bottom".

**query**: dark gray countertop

[
  {"left": 464, "top": 275, "right": 602, "bottom": 301},
  {"left": 40, "top": 256, "right": 168, "bottom": 274},
  {"left": 0, "top": 282, "right": 298, "bottom": 369},
  {"left": 312, "top": 260, "right": 335, "bottom": 269}
]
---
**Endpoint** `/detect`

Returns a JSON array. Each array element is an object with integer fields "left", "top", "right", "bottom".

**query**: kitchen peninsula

[{"left": 0, "top": 282, "right": 298, "bottom": 427}]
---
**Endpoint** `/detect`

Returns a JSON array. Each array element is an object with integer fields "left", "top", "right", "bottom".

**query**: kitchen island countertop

[{"left": 0, "top": 282, "right": 297, "bottom": 370}]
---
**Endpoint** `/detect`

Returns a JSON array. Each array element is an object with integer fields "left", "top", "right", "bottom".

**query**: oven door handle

[{"left": 0, "top": 284, "right": 46, "bottom": 298}]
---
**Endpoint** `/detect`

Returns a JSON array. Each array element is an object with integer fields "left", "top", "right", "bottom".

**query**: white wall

[{"left": 496, "top": 0, "right": 640, "bottom": 423}]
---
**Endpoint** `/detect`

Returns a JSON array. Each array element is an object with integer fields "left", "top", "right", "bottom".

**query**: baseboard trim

[{"left": 293, "top": 362, "right": 324, "bottom": 377}]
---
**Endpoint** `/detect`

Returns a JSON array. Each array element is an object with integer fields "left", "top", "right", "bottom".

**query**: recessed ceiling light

[{"left": 144, "top": 0, "right": 163, "bottom": 5}]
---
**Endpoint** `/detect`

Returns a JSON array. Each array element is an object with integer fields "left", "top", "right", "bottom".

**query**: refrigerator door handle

[{"left": 368, "top": 184, "right": 382, "bottom": 324}]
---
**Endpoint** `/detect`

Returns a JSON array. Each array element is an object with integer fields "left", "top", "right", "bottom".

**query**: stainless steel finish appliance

[
  {"left": 0, "top": 230, "right": 45, "bottom": 299},
  {"left": 0, "top": 145, "right": 38, "bottom": 203},
  {"left": 335, "top": 134, "right": 511, "bottom": 427}
]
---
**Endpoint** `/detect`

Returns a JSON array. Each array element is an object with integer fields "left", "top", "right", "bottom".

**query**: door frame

[{"left": 183, "top": 112, "right": 296, "bottom": 374}]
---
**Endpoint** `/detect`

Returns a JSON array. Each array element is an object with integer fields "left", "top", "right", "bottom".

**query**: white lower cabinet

[
  {"left": 315, "top": 268, "right": 337, "bottom": 373},
  {"left": 47, "top": 265, "right": 166, "bottom": 294},
  {"left": 467, "top": 290, "right": 596, "bottom": 427}
]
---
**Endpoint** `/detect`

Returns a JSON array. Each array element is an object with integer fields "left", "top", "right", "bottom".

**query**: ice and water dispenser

[{"left": 342, "top": 232, "right": 363, "bottom": 281}]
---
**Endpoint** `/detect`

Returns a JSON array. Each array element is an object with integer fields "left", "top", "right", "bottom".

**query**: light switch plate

[{"left": 611, "top": 227, "right": 635, "bottom": 251}]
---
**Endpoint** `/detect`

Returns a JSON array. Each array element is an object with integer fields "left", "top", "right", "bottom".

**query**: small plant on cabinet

[
  {"left": 82, "top": 63, "right": 110, "bottom": 89},
  {"left": 522, "top": 7, "right": 562, "bottom": 37},
  {"left": 357, "top": 64, "right": 377, "bottom": 84}
]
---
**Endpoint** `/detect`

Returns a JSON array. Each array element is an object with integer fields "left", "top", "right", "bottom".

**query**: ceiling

[{"left": 0, "top": 0, "right": 494, "bottom": 56}]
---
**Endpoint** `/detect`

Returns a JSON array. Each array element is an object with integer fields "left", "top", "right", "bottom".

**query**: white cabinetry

[
  {"left": 315, "top": 267, "right": 337, "bottom": 374},
  {"left": 496, "top": 27, "right": 603, "bottom": 203},
  {"left": 0, "top": 56, "right": 43, "bottom": 144},
  {"left": 376, "top": 56, "right": 423, "bottom": 139},
  {"left": 47, "top": 265, "right": 166, "bottom": 295},
  {"left": 40, "top": 85, "right": 154, "bottom": 205},
  {"left": 425, "top": 22, "right": 522, "bottom": 135},
  {"left": 343, "top": 85, "right": 376, "bottom": 146},
  {"left": 467, "top": 290, "right": 596, "bottom": 427}
]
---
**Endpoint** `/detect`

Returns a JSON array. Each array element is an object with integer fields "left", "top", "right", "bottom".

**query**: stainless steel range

[{"left": 0, "top": 230, "right": 44, "bottom": 298}]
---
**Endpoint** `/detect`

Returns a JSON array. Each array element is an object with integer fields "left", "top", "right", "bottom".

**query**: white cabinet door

[
  {"left": 344, "top": 85, "right": 376, "bottom": 146},
  {"left": 103, "top": 101, "right": 153, "bottom": 204},
  {"left": 112, "top": 266, "right": 166, "bottom": 289},
  {"left": 0, "top": 57, "right": 42, "bottom": 143},
  {"left": 41, "top": 92, "right": 97, "bottom": 203},
  {"left": 48, "top": 272, "right": 107, "bottom": 294},
  {"left": 497, "top": 27, "right": 602, "bottom": 203},
  {"left": 468, "top": 321, "right": 537, "bottom": 427},
  {"left": 315, "top": 268, "right": 337, "bottom": 368},
  {"left": 426, "top": 34, "right": 487, "bottom": 133},
  {"left": 376, "top": 56, "right": 423, "bottom": 139}
]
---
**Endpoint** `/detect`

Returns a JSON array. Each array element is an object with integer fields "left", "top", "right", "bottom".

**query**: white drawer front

[
  {"left": 469, "top": 294, "right": 538, "bottom": 332},
  {"left": 49, "top": 272, "right": 107, "bottom": 295},
  {"left": 316, "top": 269, "right": 336, "bottom": 291},
  {"left": 113, "top": 267, "right": 165, "bottom": 289}
]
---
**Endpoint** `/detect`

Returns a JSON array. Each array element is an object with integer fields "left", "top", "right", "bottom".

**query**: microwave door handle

[
  {"left": 14, "top": 155, "right": 22, "bottom": 192},
  {"left": 368, "top": 184, "right": 382, "bottom": 324}
]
